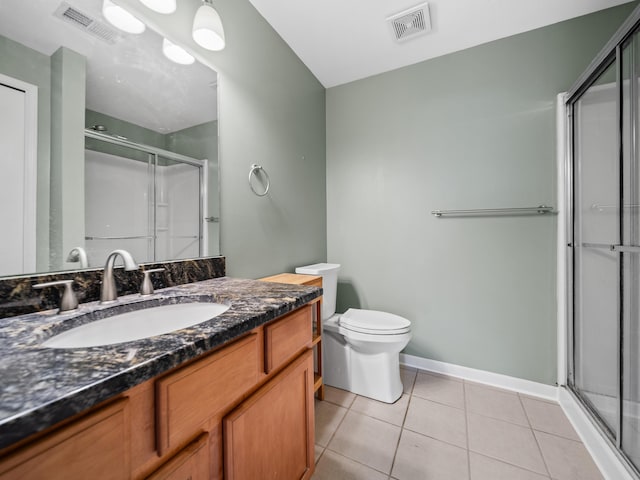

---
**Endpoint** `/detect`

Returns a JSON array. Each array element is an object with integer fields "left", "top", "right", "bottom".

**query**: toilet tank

[{"left": 295, "top": 263, "right": 340, "bottom": 320}]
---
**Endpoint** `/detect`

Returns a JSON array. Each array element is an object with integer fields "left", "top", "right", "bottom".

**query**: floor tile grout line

[
  {"left": 322, "top": 446, "right": 397, "bottom": 477},
  {"left": 317, "top": 397, "right": 351, "bottom": 453},
  {"left": 469, "top": 450, "right": 554, "bottom": 479},
  {"left": 404, "top": 368, "right": 417, "bottom": 396},
  {"left": 400, "top": 425, "right": 468, "bottom": 450},
  {"left": 322, "top": 391, "right": 402, "bottom": 476},
  {"left": 350, "top": 399, "right": 410, "bottom": 429},
  {"left": 518, "top": 392, "right": 553, "bottom": 478},
  {"left": 388, "top": 371, "right": 416, "bottom": 478},
  {"left": 464, "top": 380, "right": 533, "bottom": 428},
  {"left": 314, "top": 445, "right": 326, "bottom": 466},
  {"left": 463, "top": 380, "right": 471, "bottom": 479},
  {"left": 531, "top": 426, "right": 584, "bottom": 444}
]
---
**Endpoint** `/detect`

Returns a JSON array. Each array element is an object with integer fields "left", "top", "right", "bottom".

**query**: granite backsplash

[{"left": 0, "top": 257, "right": 225, "bottom": 319}]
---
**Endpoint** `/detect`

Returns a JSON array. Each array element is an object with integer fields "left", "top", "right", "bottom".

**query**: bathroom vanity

[{"left": 0, "top": 276, "right": 321, "bottom": 479}]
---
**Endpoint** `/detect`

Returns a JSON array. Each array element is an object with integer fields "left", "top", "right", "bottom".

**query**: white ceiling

[
  {"left": 0, "top": 0, "right": 217, "bottom": 133},
  {"left": 247, "top": 0, "right": 635, "bottom": 88}
]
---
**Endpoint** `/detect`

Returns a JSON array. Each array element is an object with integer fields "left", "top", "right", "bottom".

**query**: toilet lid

[{"left": 339, "top": 308, "right": 411, "bottom": 334}]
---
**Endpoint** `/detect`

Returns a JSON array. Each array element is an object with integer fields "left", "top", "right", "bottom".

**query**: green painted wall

[
  {"left": 50, "top": 47, "right": 86, "bottom": 271},
  {"left": 117, "top": 0, "right": 327, "bottom": 278},
  {"left": 85, "top": 109, "right": 166, "bottom": 149},
  {"left": 326, "top": 4, "right": 636, "bottom": 385},
  {"left": 0, "top": 34, "right": 51, "bottom": 271}
]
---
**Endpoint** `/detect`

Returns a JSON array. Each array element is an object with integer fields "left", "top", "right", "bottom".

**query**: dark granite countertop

[{"left": 0, "top": 277, "right": 321, "bottom": 451}]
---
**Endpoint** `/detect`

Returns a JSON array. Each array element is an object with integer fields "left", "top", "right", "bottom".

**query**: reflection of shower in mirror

[{"left": 84, "top": 131, "right": 207, "bottom": 268}]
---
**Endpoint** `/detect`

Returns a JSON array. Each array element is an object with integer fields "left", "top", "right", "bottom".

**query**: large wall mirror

[{"left": 0, "top": 0, "right": 220, "bottom": 277}]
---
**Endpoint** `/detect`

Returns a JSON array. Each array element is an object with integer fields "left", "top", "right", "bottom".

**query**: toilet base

[
  {"left": 327, "top": 351, "right": 403, "bottom": 404},
  {"left": 322, "top": 323, "right": 406, "bottom": 404}
]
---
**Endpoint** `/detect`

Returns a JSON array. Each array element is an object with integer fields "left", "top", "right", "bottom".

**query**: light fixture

[
  {"left": 139, "top": 0, "right": 176, "bottom": 14},
  {"left": 162, "top": 38, "right": 195, "bottom": 65},
  {"left": 192, "top": 0, "right": 225, "bottom": 51},
  {"left": 102, "top": 0, "right": 146, "bottom": 34}
]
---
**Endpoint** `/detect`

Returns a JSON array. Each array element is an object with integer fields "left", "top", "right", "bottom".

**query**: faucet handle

[
  {"left": 33, "top": 280, "right": 79, "bottom": 313},
  {"left": 140, "top": 268, "right": 165, "bottom": 296}
]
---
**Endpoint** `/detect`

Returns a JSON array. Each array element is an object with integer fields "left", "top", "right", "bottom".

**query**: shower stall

[
  {"left": 83, "top": 130, "right": 207, "bottom": 268},
  {"left": 566, "top": 6, "right": 640, "bottom": 477}
]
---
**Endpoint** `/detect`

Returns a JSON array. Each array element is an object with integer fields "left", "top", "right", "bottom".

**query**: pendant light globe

[
  {"left": 192, "top": 3, "right": 225, "bottom": 51},
  {"left": 139, "top": 0, "right": 177, "bottom": 14},
  {"left": 102, "top": 0, "right": 145, "bottom": 34}
]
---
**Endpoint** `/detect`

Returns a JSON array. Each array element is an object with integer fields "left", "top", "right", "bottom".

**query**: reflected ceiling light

[
  {"left": 162, "top": 38, "right": 195, "bottom": 65},
  {"left": 192, "top": 0, "right": 225, "bottom": 51},
  {"left": 139, "top": 0, "right": 176, "bottom": 14},
  {"left": 102, "top": 0, "right": 146, "bottom": 34}
]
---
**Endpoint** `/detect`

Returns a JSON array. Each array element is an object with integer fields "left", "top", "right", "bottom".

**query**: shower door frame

[
  {"left": 84, "top": 129, "right": 208, "bottom": 262},
  {"left": 564, "top": 5, "right": 640, "bottom": 478}
]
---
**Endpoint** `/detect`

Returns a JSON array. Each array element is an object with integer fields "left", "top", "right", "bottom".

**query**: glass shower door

[
  {"left": 155, "top": 155, "right": 202, "bottom": 261},
  {"left": 84, "top": 137, "right": 155, "bottom": 267},
  {"left": 572, "top": 58, "right": 620, "bottom": 438},
  {"left": 621, "top": 31, "right": 640, "bottom": 471},
  {"left": 570, "top": 23, "right": 640, "bottom": 474}
]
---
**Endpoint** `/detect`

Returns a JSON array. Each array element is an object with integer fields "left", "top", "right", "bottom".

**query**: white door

[{"left": 0, "top": 76, "right": 37, "bottom": 276}]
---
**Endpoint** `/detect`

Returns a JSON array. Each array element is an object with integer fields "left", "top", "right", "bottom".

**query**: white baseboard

[
  {"left": 399, "top": 353, "right": 638, "bottom": 480},
  {"left": 400, "top": 353, "right": 557, "bottom": 401}
]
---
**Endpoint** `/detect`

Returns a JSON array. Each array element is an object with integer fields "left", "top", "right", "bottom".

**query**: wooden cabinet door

[
  {"left": 146, "top": 433, "right": 209, "bottom": 480},
  {"left": 223, "top": 350, "right": 314, "bottom": 480},
  {"left": 156, "top": 333, "right": 260, "bottom": 455},
  {"left": 0, "top": 399, "right": 130, "bottom": 480}
]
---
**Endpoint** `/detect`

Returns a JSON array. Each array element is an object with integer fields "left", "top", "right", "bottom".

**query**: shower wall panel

[{"left": 84, "top": 149, "right": 152, "bottom": 267}]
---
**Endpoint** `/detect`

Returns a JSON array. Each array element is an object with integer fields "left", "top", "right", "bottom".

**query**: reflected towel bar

[
  {"left": 85, "top": 235, "right": 153, "bottom": 240},
  {"left": 591, "top": 204, "right": 640, "bottom": 211},
  {"left": 431, "top": 205, "right": 554, "bottom": 217}
]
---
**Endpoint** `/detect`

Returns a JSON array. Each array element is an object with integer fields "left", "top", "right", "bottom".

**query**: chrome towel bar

[{"left": 431, "top": 205, "right": 554, "bottom": 217}]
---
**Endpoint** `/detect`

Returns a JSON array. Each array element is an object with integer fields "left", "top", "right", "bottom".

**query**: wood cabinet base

[{"left": 0, "top": 304, "right": 316, "bottom": 480}]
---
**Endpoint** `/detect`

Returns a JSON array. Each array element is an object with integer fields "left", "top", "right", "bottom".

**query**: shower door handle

[
  {"left": 611, "top": 245, "right": 640, "bottom": 253},
  {"left": 582, "top": 243, "right": 640, "bottom": 253}
]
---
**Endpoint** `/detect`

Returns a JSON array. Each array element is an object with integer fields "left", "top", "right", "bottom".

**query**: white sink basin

[{"left": 42, "top": 302, "right": 230, "bottom": 349}]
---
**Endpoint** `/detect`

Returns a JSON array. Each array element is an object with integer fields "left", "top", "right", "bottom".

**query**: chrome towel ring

[{"left": 249, "top": 164, "right": 270, "bottom": 196}]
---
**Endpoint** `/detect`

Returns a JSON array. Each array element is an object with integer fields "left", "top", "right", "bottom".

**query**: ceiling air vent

[
  {"left": 53, "top": 2, "right": 122, "bottom": 44},
  {"left": 387, "top": 3, "right": 431, "bottom": 42}
]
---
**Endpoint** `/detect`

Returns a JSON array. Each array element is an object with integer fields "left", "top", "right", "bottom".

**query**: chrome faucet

[
  {"left": 66, "top": 246, "right": 88, "bottom": 268},
  {"left": 100, "top": 249, "right": 139, "bottom": 303}
]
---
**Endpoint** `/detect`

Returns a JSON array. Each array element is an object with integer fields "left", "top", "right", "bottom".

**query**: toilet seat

[
  {"left": 340, "top": 324, "right": 411, "bottom": 335},
  {"left": 339, "top": 308, "right": 411, "bottom": 335}
]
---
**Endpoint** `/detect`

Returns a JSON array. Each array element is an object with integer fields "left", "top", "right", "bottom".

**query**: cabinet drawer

[
  {"left": 146, "top": 433, "right": 209, "bottom": 480},
  {"left": 264, "top": 305, "right": 312, "bottom": 374},
  {"left": 0, "top": 399, "right": 130, "bottom": 480},
  {"left": 156, "top": 333, "right": 260, "bottom": 455}
]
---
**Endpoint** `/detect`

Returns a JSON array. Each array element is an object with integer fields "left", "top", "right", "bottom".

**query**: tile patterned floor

[{"left": 312, "top": 367, "right": 604, "bottom": 480}]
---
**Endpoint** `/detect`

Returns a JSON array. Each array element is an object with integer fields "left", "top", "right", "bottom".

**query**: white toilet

[{"left": 295, "top": 263, "right": 412, "bottom": 403}]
